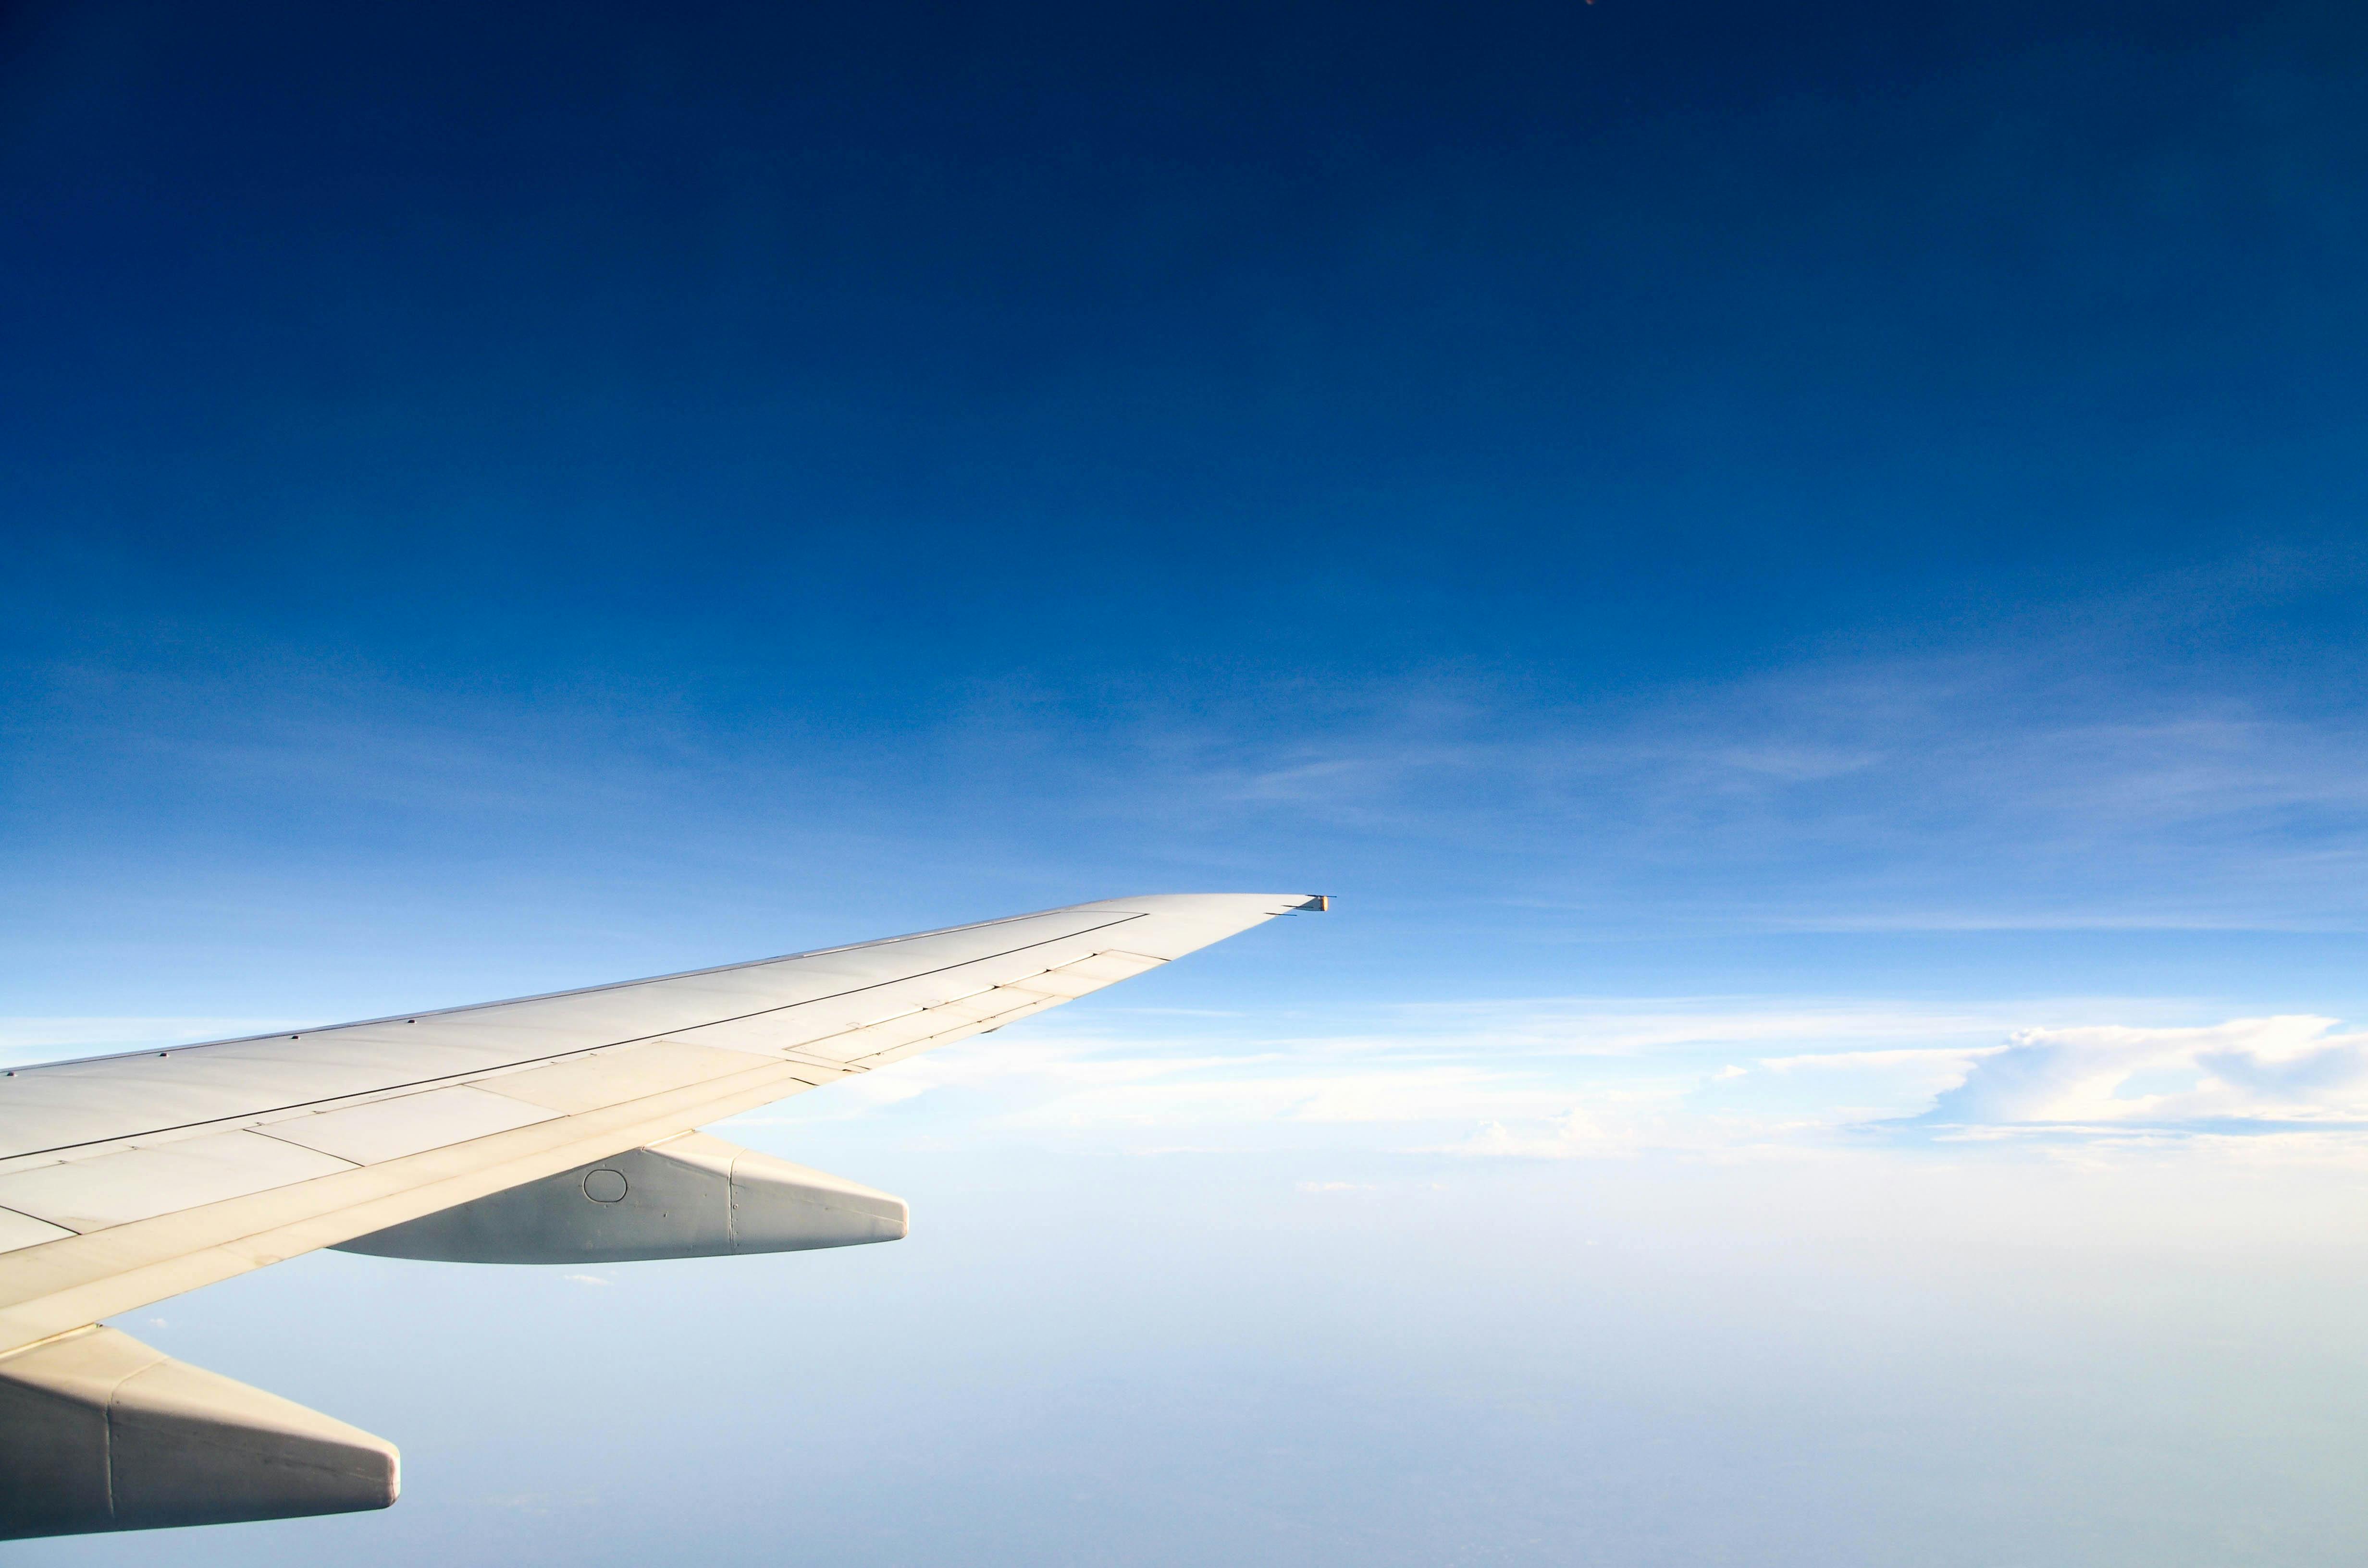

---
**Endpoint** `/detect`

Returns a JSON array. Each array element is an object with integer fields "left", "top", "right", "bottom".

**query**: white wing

[{"left": 0, "top": 893, "right": 1322, "bottom": 1540}]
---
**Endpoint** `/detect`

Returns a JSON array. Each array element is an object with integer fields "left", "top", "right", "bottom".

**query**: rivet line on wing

[{"left": 0, "top": 915, "right": 1149, "bottom": 1162}]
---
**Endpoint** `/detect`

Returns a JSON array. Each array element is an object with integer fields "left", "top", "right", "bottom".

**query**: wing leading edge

[{"left": 0, "top": 893, "right": 1324, "bottom": 1539}]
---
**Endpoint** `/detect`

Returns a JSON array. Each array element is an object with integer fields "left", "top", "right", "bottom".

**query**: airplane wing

[{"left": 0, "top": 892, "right": 1324, "bottom": 1540}]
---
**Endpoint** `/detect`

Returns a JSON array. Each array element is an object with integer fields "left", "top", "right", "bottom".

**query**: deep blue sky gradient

[
  {"left": 6, "top": 0, "right": 2368, "bottom": 1017},
  {"left": 9, "top": 0, "right": 2366, "bottom": 690}
]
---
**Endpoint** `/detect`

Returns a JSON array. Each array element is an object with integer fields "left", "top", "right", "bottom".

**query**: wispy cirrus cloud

[
  {"left": 1143, "top": 661, "right": 2368, "bottom": 933},
  {"left": 12, "top": 555, "right": 2367, "bottom": 955},
  {"left": 898, "top": 558, "right": 2368, "bottom": 937}
]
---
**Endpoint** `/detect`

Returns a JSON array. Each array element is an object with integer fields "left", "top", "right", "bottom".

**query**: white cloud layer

[
  {"left": 26, "top": 1001, "right": 2368, "bottom": 1163},
  {"left": 1922, "top": 1016, "right": 2368, "bottom": 1131},
  {"left": 737, "top": 996, "right": 2368, "bottom": 1160}
]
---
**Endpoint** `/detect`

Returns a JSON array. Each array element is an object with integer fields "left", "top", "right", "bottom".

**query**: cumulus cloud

[{"left": 1919, "top": 1016, "right": 2368, "bottom": 1129}]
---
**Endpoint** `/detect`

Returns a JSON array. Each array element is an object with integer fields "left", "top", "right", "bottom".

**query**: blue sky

[{"left": 7, "top": 1, "right": 2368, "bottom": 1562}]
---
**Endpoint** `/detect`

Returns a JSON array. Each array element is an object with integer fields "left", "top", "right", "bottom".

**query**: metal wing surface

[{"left": 0, "top": 893, "right": 1314, "bottom": 1355}]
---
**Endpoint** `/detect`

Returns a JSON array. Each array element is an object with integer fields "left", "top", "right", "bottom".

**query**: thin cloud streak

[
  {"left": 728, "top": 994, "right": 2362, "bottom": 1161},
  {"left": 12, "top": 558, "right": 2368, "bottom": 943}
]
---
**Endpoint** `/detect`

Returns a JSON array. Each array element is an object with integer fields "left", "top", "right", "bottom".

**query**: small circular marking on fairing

[{"left": 583, "top": 1169, "right": 629, "bottom": 1203}]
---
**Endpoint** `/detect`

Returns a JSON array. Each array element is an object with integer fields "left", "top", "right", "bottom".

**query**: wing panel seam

[{"left": 0, "top": 916, "right": 1146, "bottom": 1163}]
